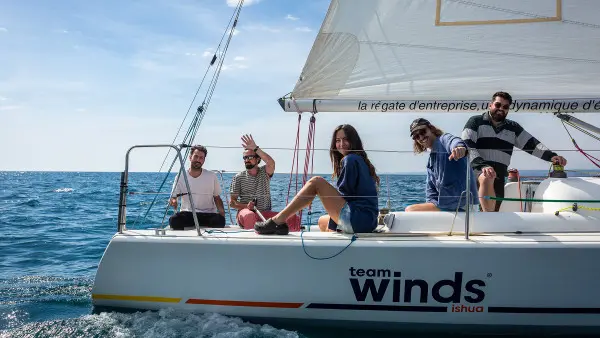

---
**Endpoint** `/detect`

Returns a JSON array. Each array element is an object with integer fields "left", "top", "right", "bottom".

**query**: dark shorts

[
  {"left": 474, "top": 170, "right": 506, "bottom": 212},
  {"left": 169, "top": 211, "right": 226, "bottom": 230}
]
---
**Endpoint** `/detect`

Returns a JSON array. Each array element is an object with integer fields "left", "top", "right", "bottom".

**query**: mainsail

[{"left": 281, "top": 0, "right": 600, "bottom": 113}]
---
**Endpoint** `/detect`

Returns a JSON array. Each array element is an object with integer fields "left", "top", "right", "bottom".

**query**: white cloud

[
  {"left": 0, "top": 96, "right": 7, "bottom": 101},
  {"left": 227, "top": 28, "right": 239, "bottom": 36},
  {"left": 233, "top": 56, "right": 245, "bottom": 61},
  {"left": 0, "top": 105, "right": 23, "bottom": 111},
  {"left": 184, "top": 52, "right": 197, "bottom": 56},
  {"left": 295, "top": 26, "right": 313, "bottom": 32},
  {"left": 285, "top": 14, "right": 299, "bottom": 21},
  {"left": 226, "top": 0, "right": 260, "bottom": 7},
  {"left": 0, "top": 27, "right": 8, "bottom": 33}
]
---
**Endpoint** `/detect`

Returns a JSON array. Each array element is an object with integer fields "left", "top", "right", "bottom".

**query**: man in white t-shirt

[{"left": 168, "top": 145, "right": 226, "bottom": 230}]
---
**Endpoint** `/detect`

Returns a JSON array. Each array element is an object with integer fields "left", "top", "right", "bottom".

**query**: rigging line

[
  {"left": 179, "top": 144, "right": 600, "bottom": 153},
  {"left": 189, "top": 11, "right": 241, "bottom": 147},
  {"left": 187, "top": 2, "right": 243, "bottom": 148},
  {"left": 564, "top": 121, "right": 600, "bottom": 143},
  {"left": 134, "top": 1, "right": 245, "bottom": 228},
  {"left": 157, "top": 0, "right": 245, "bottom": 174}
]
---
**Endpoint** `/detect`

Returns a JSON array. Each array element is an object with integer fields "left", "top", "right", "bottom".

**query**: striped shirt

[
  {"left": 229, "top": 166, "right": 272, "bottom": 211},
  {"left": 461, "top": 112, "right": 557, "bottom": 178}
]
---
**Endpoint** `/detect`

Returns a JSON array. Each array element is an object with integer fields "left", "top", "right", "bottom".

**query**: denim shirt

[{"left": 427, "top": 133, "right": 479, "bottom": 210}]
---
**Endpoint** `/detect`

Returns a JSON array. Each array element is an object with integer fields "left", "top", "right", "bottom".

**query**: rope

[
  {"left": 286, "top": 113, "right": 302, "bottom": 205},
  {"left": 555, "top": 203, "right": 600, "bottom": 216},
  {"left": 300, "top": 231, "right": 357, "bottom": 260},
  {"left": 560, "top": 121, "right": 600, "bottom": 169},
  {"left": 133, "top": 1, "right": 244, "bottom": 229},
  {"left": 487, "top": 196, "right": 600, "bottom": 203},
  {"left": 298, "top": 112, "right": 317, "bottom": 228}
]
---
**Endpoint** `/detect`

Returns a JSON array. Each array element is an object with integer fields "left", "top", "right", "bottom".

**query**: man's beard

[
  {"left": 490, "top": 110, "right": 507, "bottom": 123},
  {"left": 191, "top": 162, "right": 203, "bottom": 170},
  {"left": 245, "top": 163, "right": 256, "bottom": 170}
]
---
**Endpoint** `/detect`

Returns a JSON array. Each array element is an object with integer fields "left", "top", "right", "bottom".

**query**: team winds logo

[{"left": 349, "top": 267, "right": 487, "bottom": 312}]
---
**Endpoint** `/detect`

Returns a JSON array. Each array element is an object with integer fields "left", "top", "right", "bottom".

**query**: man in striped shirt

[
  {"left": 229, "top": 134, "right": 300, "bottom": 231},
  {"left": 461, "top": 91, "right": 567, "bottom": 212}
]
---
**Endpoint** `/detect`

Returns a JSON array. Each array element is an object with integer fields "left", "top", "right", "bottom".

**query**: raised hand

[{"left": 241, "top": 134, "right": 257, "bottom": 150}]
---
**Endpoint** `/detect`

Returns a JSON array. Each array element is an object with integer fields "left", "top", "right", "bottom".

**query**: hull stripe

[
  {"left": 185, "top": 298, "right": 303, "bottom": 308},
  {"left": 307, "top": 303, "right": 447, "bottom": 312},
  {"left": 92, "top": 294, "right": 181, "bottom": 303}
]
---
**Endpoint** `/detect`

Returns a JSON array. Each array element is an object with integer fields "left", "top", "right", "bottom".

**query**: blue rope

[
  {"left": 204, "top": 229, "right": 254, "bottom": 235},
  {"left": 300, "top": 231, "right": 357, "bottom": 260}
]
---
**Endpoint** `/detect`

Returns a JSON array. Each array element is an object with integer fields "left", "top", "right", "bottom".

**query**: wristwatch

[{"left": 253, "top": 146, "right": 259, "bottom": 152}]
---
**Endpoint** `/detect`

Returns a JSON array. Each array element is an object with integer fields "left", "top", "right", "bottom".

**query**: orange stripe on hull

[{"left": 186, "top": 298, "right": 303, "bottom": 308}]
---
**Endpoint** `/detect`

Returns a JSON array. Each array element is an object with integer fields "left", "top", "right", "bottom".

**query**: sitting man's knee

[{"left": 405, "top": 205, "right": 416, "bottom": 212}]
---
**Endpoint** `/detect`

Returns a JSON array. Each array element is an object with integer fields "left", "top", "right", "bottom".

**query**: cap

[{"left": 409, "top": 118, "right": 431, "bottom": 136}]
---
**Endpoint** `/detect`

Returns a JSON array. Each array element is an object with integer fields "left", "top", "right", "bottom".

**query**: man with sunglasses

[
  {"left": 462, "top": 91, "right": 567, "bottom": 212},
  {"left": 229, "top": 134, "right": 300, "bottom": 230}
]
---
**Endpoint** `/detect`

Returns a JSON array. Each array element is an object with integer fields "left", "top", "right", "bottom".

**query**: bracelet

[{"left": 253, "top": 146, "right": 259, "bottom": 152}]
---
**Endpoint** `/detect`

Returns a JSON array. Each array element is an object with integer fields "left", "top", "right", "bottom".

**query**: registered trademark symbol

[{"left": 487, "top": 273, "right": 492, "bottom": 278}]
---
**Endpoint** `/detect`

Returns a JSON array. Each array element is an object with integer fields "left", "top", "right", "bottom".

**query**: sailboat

[{"left": 91, "top": 0, "right": 600, "bottom": 334}]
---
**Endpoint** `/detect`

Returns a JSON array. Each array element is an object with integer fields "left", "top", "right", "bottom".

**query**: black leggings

[{"left": 169, "top": 211, "right": 226, "bottom": 230}]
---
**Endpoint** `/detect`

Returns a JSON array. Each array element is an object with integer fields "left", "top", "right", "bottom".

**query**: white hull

[{"left": 92, "top": 209, "right": 600, "bottom": 333}]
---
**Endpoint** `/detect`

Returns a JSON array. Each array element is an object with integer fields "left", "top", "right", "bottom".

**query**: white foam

[
  {"left": 1, "top": 308, "right": 300, "bottom": 338},
  {"left": 53, "top": 188, "right": 74, "bottom": 193}
]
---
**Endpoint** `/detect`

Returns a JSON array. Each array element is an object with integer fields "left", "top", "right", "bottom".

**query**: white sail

[{"left": 284, "top": 0, "right": 600, "bottom": 113}]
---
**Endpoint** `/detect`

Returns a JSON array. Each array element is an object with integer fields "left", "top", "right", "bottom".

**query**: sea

[{"left": 1, "top": 170, "right": 598, "bottom": 338}]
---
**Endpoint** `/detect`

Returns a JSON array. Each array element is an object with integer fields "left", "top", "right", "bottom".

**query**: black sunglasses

[
  {"left": 494, "top": 102, "right": 510, "bottom": 110},
  {"left": 243, "top": 155, "right": 257, "bottom": 161},
  {"left": 411, "top": 129, "right": 427, "bottom": 140}
]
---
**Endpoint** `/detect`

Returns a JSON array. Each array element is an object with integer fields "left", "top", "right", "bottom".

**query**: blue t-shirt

[{"left": 328, "top": 153, "right": 379, "bottom": 232}]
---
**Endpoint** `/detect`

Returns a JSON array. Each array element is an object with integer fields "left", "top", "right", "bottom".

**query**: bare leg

[
  {"left": 272, "top": 176, "right": 346, "bottom": 225},
  {"left": 405, "top": 203, "right": 440, "bottom": 212},
  {"left": 478, "top": 174, "right": 496, "bottom": 212},
  {"left": 318, "top": 215, "right": 335, "bottom": 232}
]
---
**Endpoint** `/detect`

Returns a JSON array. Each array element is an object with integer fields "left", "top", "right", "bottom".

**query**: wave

[
  {"left": 17, "top": 199, "right": 40, "bottom": 207},
  {"left": 53, "top": 188, "right": 74, "bottom": 193},
  {"left": 0, "top": 309, "right": 300, "bottom": 338}
]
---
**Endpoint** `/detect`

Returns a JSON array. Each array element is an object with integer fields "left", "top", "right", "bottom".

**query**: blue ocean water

[{"left": 0, "top": 170, "right": 597, "bottom": 337}]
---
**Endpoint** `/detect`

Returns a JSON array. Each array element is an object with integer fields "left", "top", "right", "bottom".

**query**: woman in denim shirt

[{"left": 406, "top": 118, "right": 479, "bottom": 212}]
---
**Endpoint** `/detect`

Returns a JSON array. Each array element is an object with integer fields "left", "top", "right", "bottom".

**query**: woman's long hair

[
  {"left": 413, "top": 125, "right": 444, "bottom": 154},
  {"left": 329, "top": 124, "right": 380, "bottom": 186}
]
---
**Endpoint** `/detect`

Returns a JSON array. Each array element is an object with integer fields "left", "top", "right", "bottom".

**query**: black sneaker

[{"left": 255, "top": 219, "right": 289, "bottom": 235}]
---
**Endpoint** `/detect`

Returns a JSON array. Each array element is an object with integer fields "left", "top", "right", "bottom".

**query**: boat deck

[{"left": 119, "top": 226, "right": 600, "bottom": 245}]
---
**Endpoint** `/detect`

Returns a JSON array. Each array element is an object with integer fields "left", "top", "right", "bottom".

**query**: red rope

[
  {"left": 286, "top": 113, "right": 302, "bottom": 205},
  {"left": 572, "top": 138, "right": 600, "bottom": 169},
  {"left": 297, "top": 114, "right": 317, "bottom": 224}
]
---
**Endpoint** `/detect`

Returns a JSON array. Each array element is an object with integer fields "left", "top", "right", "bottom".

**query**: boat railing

[{"left": 118, "top": 144, "right": 203, "bottom": 236}]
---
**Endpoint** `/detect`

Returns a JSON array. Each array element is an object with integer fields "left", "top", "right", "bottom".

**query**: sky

[{"left": 1, "top": 0, "right": 599, "bottom": 174}]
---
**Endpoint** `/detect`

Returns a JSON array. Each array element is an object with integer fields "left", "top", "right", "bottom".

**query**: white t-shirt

[{"left": 170, "top": 169, "right": 221, "bottom": 213}]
